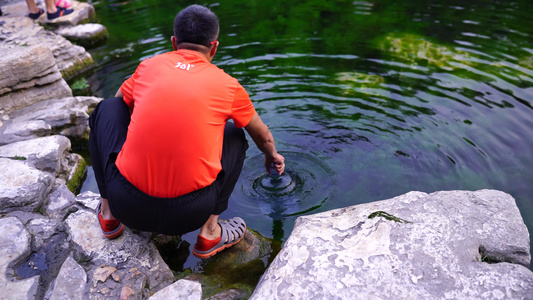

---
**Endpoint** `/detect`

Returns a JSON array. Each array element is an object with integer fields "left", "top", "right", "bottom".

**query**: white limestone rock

[
  {"left": 0, "top": 217, "right": 39, "bottom": 299},
  {"left": 251, "top": 190, "right": 533, "bottom": 300},
  {"left": 56, "top": 23, "right": 108, "bottom": 48},
  {"left": 0, "top": 158, "right": 54, "bottom": 213},
  {"left": 43, "top": 1, "right": 96, "bottom": 27},
  {"left": 27, "top": 217, "right": 61, "bottom": 250},
  {"left": 0, "top": 135, "right": 71, "bottom": 175},
  {"left": 0, "top": 96, "right": 101, "bottom": 145},
  {"left": 0, "top": 16, "right": 94, "bottom": 80},
  {"left": 49, "top": 255, "right": 87, "bottom": 300},
  {"left": 76, "top": 190, "right": 100, "bottom": 211},
  {"left": 148, "top": 279, "right": 202, "bottom": 300},
  {"left": 0, "top": 44, "right": 72, "bottom": 113},
  {"left": 45, "top": 183, "right": 77, "bottom": 218},
  {"left": 65, "top": 208, "right": 174, "bottom": 299}
]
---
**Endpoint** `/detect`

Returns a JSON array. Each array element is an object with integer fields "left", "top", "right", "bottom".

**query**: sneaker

[
  {"left": 28, "top": 8, "right": 44, "bottom": 20},
  {"left": 47, "top": 6, "right": 74, "bottom": 20}
]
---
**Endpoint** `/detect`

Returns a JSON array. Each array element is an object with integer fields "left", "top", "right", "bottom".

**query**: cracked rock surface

[{"left": 252, "top": 190, "right": 533, "bottom": 300}]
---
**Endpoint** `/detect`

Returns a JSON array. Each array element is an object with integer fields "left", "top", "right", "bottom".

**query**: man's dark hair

[{"left": 174, "top": 5, "right": 219, "bottom": 47}]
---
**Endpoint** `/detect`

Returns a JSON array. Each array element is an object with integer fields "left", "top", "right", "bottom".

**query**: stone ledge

[{"left": 251, "top": 190, "right": 533, "bottom": 299}]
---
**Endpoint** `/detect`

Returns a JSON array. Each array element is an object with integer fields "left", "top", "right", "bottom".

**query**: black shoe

[
  {"left": 29, "top": 8, "right": 45, "bottom": 20},
  {"left": 47, "top": 6, "right": 74, "bottom": 20}
]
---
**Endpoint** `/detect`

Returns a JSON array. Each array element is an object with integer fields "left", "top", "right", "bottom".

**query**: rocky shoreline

[{"left": 1, "top": 1, "right": 533, "bottom": 299}]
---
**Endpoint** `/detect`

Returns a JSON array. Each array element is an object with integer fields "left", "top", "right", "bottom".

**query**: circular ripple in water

[{"left": 237, "top": 151, "right": 333, "bottom": 220}]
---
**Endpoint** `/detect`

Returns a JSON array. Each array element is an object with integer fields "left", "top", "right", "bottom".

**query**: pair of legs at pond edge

[{"left": 25, "top": 0, "right": 73, "bottom": 20}]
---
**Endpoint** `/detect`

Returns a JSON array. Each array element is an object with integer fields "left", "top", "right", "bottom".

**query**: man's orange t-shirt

[{"left": 115, "top": 49, "right": 256, "bottom": 198}]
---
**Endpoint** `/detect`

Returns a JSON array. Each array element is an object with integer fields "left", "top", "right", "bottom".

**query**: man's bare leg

[
  {"left": 99, "top": 198, "right": 117, "bottom": 220},
  {"left": 198, "top": 214, "right": 221, "bottom": 239}
]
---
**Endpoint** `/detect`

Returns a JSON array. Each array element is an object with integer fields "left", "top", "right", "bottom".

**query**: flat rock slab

[
  {"left": 148, "top": 279, "right": 202, "bottom": 300},
  {"left": 42, "top": 1, "right": 96, "bottom": 27},
  {"left": 0, "top": 157, "right": 53, "bottom": 213},
  {"left": 0, "top": 135, "right": 71, "bottom": 175},
  {"left": 55, "top": 23, "right": 108, "bottom": 48},
  {"left": 0, "top": 96, "right": 101, "bottom": 145},
  {"left": 0, "top": 13, "right": 94, "bottom": 80},
  {"left": 252, "top": 190, "right": 533, "bottom": 299},
  {"left": 0, "top": 44, "right": 71, "bottom": 113},
  {"left": 0, "top": 217, "right": 39, "bottom": 299},
  {"left": 48, "top": 255, "right": 87, "bottom": 300},
  {"left": 65, "top": 201, "right": 174, "bottom": 299}
]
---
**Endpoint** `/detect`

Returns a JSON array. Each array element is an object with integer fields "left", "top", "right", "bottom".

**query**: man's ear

[
  {"left": 209, "top": 41, "right": 218, "bottom": 57},
  {"left": 171, "top": 36, "right": 178, "bottom": 51}
]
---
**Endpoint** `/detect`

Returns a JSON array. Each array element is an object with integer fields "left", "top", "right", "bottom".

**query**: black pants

[{"left": 89, "top": 97, "right": 248, "bottom": 235}]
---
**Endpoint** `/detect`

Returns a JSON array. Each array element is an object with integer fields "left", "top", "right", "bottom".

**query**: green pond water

[{"left": 82, "top": 0, "right": 533, "bottom": 276}]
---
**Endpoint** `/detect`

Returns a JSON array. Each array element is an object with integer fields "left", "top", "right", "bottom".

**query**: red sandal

[
  {"left": 96, "top": 201, "right": 124, "bottom": 239},
  {"left": 192, "top": 217, "right": 246, "bottom": 259}
]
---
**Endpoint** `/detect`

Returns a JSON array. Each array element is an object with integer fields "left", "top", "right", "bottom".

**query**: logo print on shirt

[{"left": 175, "top": 61, "right": 194, "bottom": 71}]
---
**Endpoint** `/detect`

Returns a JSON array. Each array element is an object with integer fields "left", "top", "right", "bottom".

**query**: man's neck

[{"left": 176, "top": 43, "right": 212, "bottom": 62}]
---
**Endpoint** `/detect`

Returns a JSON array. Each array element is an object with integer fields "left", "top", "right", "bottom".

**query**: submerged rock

[
  {"left": 378, "top": 33, "right": 470, "bottom": 70},
  {"left": 176, "top": 229, "right": 278, "bottom": 299},
  {"left": 252, "top": 190, "right": 533, "bottom": 299}
]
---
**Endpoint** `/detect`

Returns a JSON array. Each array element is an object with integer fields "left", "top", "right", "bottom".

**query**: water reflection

[
  {"left": 86, "top": 0, "right": 533, "bottom": 271},
  {"left": 237, "top": 152, "right": 334, "bottom": 220}
]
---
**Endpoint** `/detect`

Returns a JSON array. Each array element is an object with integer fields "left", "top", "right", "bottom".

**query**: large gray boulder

[
  {"left": 0, "top": 135, "right": 71, "bottom": 175},
  {"left": 0, "top": 135, "right": 86, "bottom": 194},
  {"left": 0, "top": 44, "right": 72, "bottom": 113},
  {"left": 48, "top": 255, "right": 87, "bottom": 300},
  {"left": 43, "top": 1, "right": 96, "bottom": 27},
  {"left": 0, "top": 217, "right": 39, "bottom": 299},
  {"left": 0, "top": 16, "right": 94, "bottom": 81},
  {"left": 252, "top": 190, "right": 533, "bottom": 299},
  {"left": 0, "top": 96, "right": 101, "bottom": 145},
  {"left": 147, "top": 279, "right": 202, "bottom": 300},
  {"left": 66, "top": 194, "right": 175, "bottom": 299},
  {"left": 0, "top": 158, "right": 54, "bottom": 213},
  {"left": 55, "top": 23, "right": 109, "bottom": 48}
]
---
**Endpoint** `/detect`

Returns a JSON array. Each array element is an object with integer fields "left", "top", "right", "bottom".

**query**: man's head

[{"left": 173, "top": 5, "right": 219, "bottom": 47}]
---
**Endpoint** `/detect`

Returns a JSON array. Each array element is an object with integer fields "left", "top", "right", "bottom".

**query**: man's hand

[
  {"left": 265, "top": 153, "right": 285, "bottom": 176},
  {"left": 245, "top": 113, "right": 285, "bottom": 175}
]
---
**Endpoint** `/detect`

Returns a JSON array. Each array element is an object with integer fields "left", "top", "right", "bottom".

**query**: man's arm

[
  {"left": 245, "top": 113, "right": 285, "bottom": 175},
  {"left": 115, "top": 88, "right": 133, "bottom": 115}
]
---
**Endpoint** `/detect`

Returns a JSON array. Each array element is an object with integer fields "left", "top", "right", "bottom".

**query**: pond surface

[{"left": 83, "top": 0, "right": 533, "bottom": 271}]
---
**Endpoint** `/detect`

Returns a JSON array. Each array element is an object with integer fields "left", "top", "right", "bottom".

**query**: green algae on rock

[
  {"left": 67, "top": 155, "right": 86, "bottom": 193},
  {"left": 172, "top": 229, "right": 281, "bottom": 299},
  {"left": 377, "top": 33, "right": 470, "bottom": 70}
]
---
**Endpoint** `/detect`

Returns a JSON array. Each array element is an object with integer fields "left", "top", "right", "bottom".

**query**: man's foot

[
  {"left": 47, "top": 6, "right": 74, "bottom": 20},
  {"left": 28, "top": 8, "right": 44, "bottom": 20},
  {"left": 96, "top": 201, "right": 124, "bottom": 239},
  {"left": 192, "top": 217, "right": 246, "bottom": 259}
]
